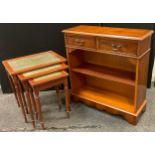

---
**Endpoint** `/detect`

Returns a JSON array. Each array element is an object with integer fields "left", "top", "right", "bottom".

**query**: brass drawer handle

[
  {"left": 75, "top": 38, "right": 85, "bottom": 46},
  {"left": 112, "top": 43, "right": 123, "bottom": 51}
]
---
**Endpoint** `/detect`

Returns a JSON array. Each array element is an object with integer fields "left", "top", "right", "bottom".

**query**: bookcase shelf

[
  {"left": 72, "top": 85, "right": 135, "bottom": 113},
  {"left": 72, "top": 63, "right": 135, "bottom": 86}
]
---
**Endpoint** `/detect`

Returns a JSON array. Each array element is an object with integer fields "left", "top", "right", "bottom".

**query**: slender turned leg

[
  {"left": 64, "top": 79, "right": 70, "bottom": 118},
  {"left": 21, "top": 92, "right": 29, "bottom": 114},
  {"left": 34, "top": 90, "right": 45, "bottom": 130},
  {"left": 55, "top": 86, "right": 61, "bottom": 110},
  {"left": 8, "top": 74, "right": 20, "bottom": 107},
  {"left": 12, "top": 76, "right": 28, "bottom": 123},
  {"left": 23, "top": 82, "right": 35, "bottom": 128},
  {"left": 29, "top": 87, "right": 38, "bottom": 120},
  {"left": 17, "top": 79, "right": 29, "bottom": 114}
]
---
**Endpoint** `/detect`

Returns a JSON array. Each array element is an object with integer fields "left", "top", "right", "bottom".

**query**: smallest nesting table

[{"left": 28, "top": 71, "right": 69, "bottom": 129}]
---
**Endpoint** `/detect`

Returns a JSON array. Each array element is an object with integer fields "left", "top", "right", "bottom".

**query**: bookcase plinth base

[{"left": 72, "top": 94, "right": 147, "bottom": 125}]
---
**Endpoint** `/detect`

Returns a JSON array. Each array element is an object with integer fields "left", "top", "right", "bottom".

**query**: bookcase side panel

[{"left": 135, "top": 52, "right": 150, "bottom": 111}]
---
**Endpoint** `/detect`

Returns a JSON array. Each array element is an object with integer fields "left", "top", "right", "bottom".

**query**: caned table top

[{"left": 2, "top": 51, "right": 66, "bottom": 75}]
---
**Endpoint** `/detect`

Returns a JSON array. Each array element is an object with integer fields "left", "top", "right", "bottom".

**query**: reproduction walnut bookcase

[{"left": 63, "top": 25, "right": 153, "bottom": 124}]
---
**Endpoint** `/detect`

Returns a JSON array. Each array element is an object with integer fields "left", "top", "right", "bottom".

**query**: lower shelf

[{"left": 72, "top": 86, "right": 135, "bottom": 113}]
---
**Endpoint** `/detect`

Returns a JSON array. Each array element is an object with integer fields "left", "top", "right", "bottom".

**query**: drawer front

[
  {"left": 66, "top": 34, "right": 96, "bottom": 49},
  {"left": 97, "top": 38, "right": 138, "bottom": 55}
]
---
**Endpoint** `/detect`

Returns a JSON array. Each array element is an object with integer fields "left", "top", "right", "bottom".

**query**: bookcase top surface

[{"left": 62, "top": 25, "right": 153, "bottom": 40}]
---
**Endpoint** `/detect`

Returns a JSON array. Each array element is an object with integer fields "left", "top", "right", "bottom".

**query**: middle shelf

[{"left": 71, "top": 63, "right": 135, "bottom": 86}]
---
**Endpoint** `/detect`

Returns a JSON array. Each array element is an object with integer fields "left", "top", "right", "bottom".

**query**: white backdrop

[{"left": 152, "top": 59, "right": 155, "bottom": 81}]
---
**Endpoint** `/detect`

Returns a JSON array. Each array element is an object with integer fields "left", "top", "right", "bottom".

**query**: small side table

[{"left": 28, "top": 71, "right": 70, "bottom": 129}]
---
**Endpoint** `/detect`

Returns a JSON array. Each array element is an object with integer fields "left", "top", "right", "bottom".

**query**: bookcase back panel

[
  {"left": 69, "top": 50, "right": 137, "bottom": 73},
  {"left": 68, "top": 50, "right": 85, "bottom": 68},
  {"left": 85, "top": 76, "right": 135, "bottom": 100},
  {"left": 71, "top": 72, "right": 86, "bottom": 93},
  {"left": 82, "top": 51, "right": 136, "bottom": 72}
]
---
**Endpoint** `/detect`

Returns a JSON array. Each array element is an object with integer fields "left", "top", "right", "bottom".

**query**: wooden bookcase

[{"left": 63, "top": 25, "right": 153, "bottom": 124}]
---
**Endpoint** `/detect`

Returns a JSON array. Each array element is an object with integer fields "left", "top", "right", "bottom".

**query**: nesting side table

[{"left": 2, "top": 51, "right": 68, "bottom": 125}]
